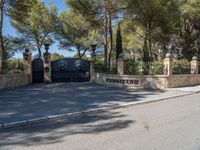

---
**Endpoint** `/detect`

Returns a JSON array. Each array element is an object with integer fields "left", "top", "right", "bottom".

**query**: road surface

[{"left": 0, "top": 92, "right": 200, "bottom": 150}]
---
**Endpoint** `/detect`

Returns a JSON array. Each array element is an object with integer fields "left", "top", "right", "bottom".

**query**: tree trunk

[
  {"left": 148, "top": 23, "right": 152, "bottom": 61},
  {"left": 77, "top": 46, "right": 82, "bottom": 59},
  {"left": 104, "top": 0, "right": 108, "bottom": 68},
  {"left": 143, "top": 26, "right": 149, "bottom": 62},
  {"left": 0, "top": 0, "right": 4, "bottom": 73},
  {"left": 107, "top": 1, "right": 113, "bottom": 70},
  {"left": 38, "top": 47, "right": 42, "bottom": 58}
]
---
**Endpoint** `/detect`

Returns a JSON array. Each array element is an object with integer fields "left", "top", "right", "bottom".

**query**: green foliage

[
  {"left": 116, "top": 23, "right": 123, "bottom": 59},
  {"left": 151, "top": 61, "right": 164, "bottom": 75},
  {"left": 95, "top": 56, "right": 117, "bottom": 74},
  {"left": 124, "top": 59, "right": 164, "bottom": 75},
  {"left": 56, "top": 9, "right": 99, "bottom": 59},
  {"left": 173, "top": 59, "right": 191, "bottom": 74},
  {"left": 177, "top": 0, "right": 200, "bottom": 60},
  {"left": 51, "top": 53, "right": 65, "bottom": 61},
  {"left": 9, "top": 1, "right": 57, "bottom": 57},
  {"left": 126, "top": 0, "right": 179, "bottom": 60},
  {"left": 3, "top": 59, "right": 23, "bottom": 73},
  {"left": 124, "top": 59, "right": 143, "bottom": 75},
  {"left": 3, "top": 36, "right": 16, "bottom": 60}
]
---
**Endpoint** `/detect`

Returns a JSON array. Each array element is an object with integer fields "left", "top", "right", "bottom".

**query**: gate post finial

[
  {"left": 23, "top": 49, "right": 32, "bottom": 83},
  {"left": 191, "top": 56, "right": 199, "bottom": 74}
]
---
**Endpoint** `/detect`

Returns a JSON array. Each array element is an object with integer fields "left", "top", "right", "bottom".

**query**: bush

[
  {"left": 151, "top": 61, "right": 164, "bottom": 75},
  {"left": 94, "top": 62, "right": 117, "bottom": 74},
  {"left": 2, "top": 59, "right": 23, "bottom": 74},
  {"left": 124, "top": 59, "right": 164, "bottom": 75},
  {"left": 124, "top": 59, "right": 141, "bottom": 75},
  {"left": 172, "top": 59, "right": 191, "bottom": 74}
]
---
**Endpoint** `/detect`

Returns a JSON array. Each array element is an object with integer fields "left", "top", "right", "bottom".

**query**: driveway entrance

[
  {"left": 0, "top": 82, "right": 186, "bottom": 125},
  {"left": 51, "top": 58, "right": 90, "bottom": 82}
]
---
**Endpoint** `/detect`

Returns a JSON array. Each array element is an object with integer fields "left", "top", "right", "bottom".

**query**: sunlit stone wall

[
  {"left": 93, "top": 73, "right": 200, "bottom": 89},
  {"left": 0, "top": 74, "right": 31, "bottom": 90}
]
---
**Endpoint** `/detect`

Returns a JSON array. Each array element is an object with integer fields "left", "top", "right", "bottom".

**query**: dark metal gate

[
  {"left": 51, "top": 58, "right": 90, "bottom": 82},
  {"left": 32, "top": 58, "right": 44, "bottom": 83}
]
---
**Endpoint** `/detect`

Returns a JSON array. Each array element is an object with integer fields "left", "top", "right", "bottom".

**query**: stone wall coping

[
  {"left": 0, "top": 73, "right": 29, "bottom": 77},
  {"left": 94, "top": 73, "right": 200, "bottom": 78}
]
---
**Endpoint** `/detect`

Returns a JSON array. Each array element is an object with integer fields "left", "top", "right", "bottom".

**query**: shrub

[
  {"left": 172, "top": 59, "right": 191, "bottom": 74},
  {"left": 124, "top": 59, "right": 141, "bottom": 75},
  {"left": 124, "top": 59, "right": 164, "bottom": 75},
  {"left": 151, "top": 61, "right": 164, "bottom": 75}
]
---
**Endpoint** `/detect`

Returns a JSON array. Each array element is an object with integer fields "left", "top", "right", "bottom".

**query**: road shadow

[
  {"left": 0, "top": 82, "right": 165, "bottom": 124},
  {"left": 0, "top": 109, "right": 134, "bottom": 148}
]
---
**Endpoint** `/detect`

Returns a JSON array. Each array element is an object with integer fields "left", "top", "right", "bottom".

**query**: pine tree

[{"left": 116, "top": 23, "right": 123, "bottom": 60}]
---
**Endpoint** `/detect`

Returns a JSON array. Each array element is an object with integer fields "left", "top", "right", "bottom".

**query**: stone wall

[
  {"left": 93, "top": 73, "right": 200, "bottom": 89},
  {"left": 167, "top": 75, "right": 200, "bottom": 88},
  {"left": 0, "top": 74, "right": 31, "bottom": 90}
]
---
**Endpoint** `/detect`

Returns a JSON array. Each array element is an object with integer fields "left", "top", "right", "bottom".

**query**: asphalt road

[
  {"left": 0, "top": 92, "right": 200, "bottom": 150},
  {"left": 0, "top": 82, "right": 186, "bottom": 124}
]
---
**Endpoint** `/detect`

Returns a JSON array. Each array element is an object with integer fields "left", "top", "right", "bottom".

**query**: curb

[{"left": 1, "top": 90, "right": 199, "bottom": 130}]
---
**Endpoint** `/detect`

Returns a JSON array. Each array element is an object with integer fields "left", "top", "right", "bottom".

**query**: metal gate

[
  {"left": 32, "top": 58, "right": 44, "bottom": 83},
  {"left": 51, "top": 58, "right": 90, "bottom": 82}
]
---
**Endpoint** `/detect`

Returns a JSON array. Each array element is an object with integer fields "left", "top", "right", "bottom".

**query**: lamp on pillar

[
  {"left": 90, "top": 41, "right": 97, "bottom": 60},
  {"left": 44, "top": 39, "right": 50, "bottom": 54},
  {"left": 90, "top": 41, "right": 97, "bottom": 83},
  {"left": 43, "top": 37, "right": 51, "bottom": 64}
]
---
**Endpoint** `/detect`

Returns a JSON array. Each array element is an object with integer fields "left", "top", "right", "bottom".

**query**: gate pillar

[
  {"left": 43, "top": 52, "right": 52, "bottom": 83},
  {"left": 117, "top": 53, "right": 124, "bottom": 75},
  {"left": 163, "top": 53, "right": 172, "bottom": 75},
  {"left": 23, "top": 49, "right": 32, "bottom": 83},
  {"left": 90, "top": 52, "right": 96, "bottom": 83},
  {"left": 90, "top": 60, "right": 95, "bottom": 83}
]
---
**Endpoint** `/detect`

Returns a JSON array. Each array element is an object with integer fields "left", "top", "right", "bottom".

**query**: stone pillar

[
  {"left": 23, "top": 49, "right": 32, "bottom": 82},
  {"left": 117, "top": 57, "right": 124, "bottom": 75},
  {"left": 163, "top": 53, "right": 172, "bottom": 75},
  {"left": 90, "top": 60, "right": 95, "bottom": 82},
  {"left": 43, "top": 52, "right": 52, "bottom": 83},
  {"left": 191, "top": 56, "right": 199, "bottom": 74},
  {"left": 90, "top": 52, "right": 96, "bottom": 83}
]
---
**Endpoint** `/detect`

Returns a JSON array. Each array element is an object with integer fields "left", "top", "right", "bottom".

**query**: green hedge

[
  {"left": 124, "top": 59, "right": 164, "bottom": 75},
  {"left": 172, "top": 59, "right": 191, "bottom": 74}
]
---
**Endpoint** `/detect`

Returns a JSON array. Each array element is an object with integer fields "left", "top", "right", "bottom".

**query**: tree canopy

[
  {"left": 9, "top": 1, "right": 57, "bottom": 58},
  {"left": 1, "top": 0, "right": 200, "bottom": 72}
]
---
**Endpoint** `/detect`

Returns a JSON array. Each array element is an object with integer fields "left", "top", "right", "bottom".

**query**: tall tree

[
  {"left": 67, "top": 0, "right": 124, "bottom": 68},
  {"left": 126, "top": 0, "right": 178, "bottom": 61},
  {"left": 56, "top": 9, "right": 99, "bottom": 59},
  {"left": 116, "top": 23, "right": 123, "bottom": 61},
  {"left": 9, "top": 2, "right": 57, "bottom": 58},
  {"left": 177, "top": 0, "right": 200, "bottom": 60},
  {"left": 0, "top": 0, "right": 36, "bottom": 72}
]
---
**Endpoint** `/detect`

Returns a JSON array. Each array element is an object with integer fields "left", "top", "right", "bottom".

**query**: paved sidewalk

[{"left": 0, "top": 83, "right": 199, "bottom": 128}]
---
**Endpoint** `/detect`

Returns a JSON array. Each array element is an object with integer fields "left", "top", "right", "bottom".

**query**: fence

[
  {"left": 124, "top": 59, "right": 164, "bottom": 75},
  {"left": 172, "top": 59, "right": 191, "bottom": 75},
  {"left": 94, "top": 63, "right": 117, "bottom": 74}
]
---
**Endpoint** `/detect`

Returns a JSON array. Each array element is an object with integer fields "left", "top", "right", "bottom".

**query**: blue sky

[{"left": 3, "top": 0, "right": 75, "bottom": 58}]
